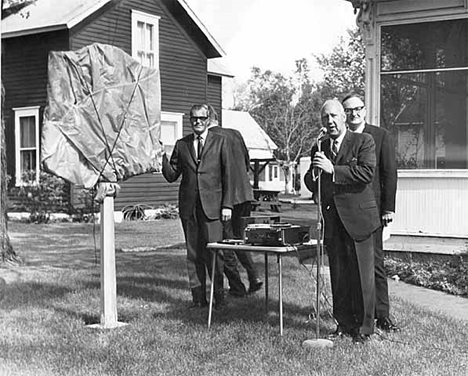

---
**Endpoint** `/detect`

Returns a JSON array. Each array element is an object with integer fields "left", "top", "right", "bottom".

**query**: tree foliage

[
  {"left": 315, "top": 27, "right": 365, "bottom": 98},
  {"left": 232, "top": 30, "right": 366, "bottom": 192},
  {"left": 233, "top": 61, "right": 324, "bottom": 193}
]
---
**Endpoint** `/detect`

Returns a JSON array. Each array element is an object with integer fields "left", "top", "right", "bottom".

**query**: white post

[{"left": 88, "top": 183, "right": 127, "bottom": 329}]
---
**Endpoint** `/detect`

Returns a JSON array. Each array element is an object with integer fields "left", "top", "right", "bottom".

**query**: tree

[
  {"left": 314, "top": 27, "right": 365, "bottom": 98},
  {"left": 1, "top": 0, "right": 37, "bottom": 263},
  {"left": 233, "top": 61, "right": 323, "bottom": 194},
  {"left": 1, "top": 84, "right": 19, "bottom": 263}
]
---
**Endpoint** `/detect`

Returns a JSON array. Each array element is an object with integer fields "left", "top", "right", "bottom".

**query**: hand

[
  {"left": 313, "top": 151, "right": 334, "bottom": 175},
  {"left": 382, "top": 211, "right": 394, "bottom": 226},
  {"left": 221, "top": 208, "right": 232, "bottom": 222}
]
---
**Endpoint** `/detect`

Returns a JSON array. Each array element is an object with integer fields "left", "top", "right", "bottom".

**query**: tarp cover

[{"left": 42, "top": 43, "right": 161, "bottom": 189}]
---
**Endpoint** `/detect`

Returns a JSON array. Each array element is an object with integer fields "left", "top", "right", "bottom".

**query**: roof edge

[
  {"left": 1, "top": 24, "right": 68, "bottom": 39},
  {"left": 176, "top": 0, "right": 226, "bottom": 57},
  {"left": 66, "top": 0, "right": 112, "bottom": 29}
]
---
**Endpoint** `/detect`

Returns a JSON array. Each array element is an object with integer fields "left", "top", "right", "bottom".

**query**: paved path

[{"left": 388, "top": 279, "right": 468, "bottom": 322}]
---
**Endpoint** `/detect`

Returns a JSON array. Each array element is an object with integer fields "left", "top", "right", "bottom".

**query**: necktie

[
  {"left": 331, "top": 140, "right": 338, "bottom": 163},
  {"left": 197, "top": 135, "right": 204, "bottom": 162}
]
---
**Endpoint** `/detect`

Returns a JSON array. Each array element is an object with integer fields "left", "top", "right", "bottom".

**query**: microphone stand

[{"left": 303, "top": 132, "right": 333, "bottom": 349}]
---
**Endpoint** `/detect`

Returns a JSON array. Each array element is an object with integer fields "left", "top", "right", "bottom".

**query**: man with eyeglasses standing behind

[
  {"left": 342, "top": 93, "right": 400, "bottom": 332},
  {"left": 162, "top": 104, "right": 234, "bottom": 311}
]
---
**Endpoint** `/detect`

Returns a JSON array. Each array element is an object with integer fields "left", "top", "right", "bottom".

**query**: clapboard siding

[
  {"left": 2, "top": 30, "right": 69, "bottom": 188},
  {"left": 207, "top": 75, "right": 222, "bottom": 124},
  {"left": 69, "top": 0, "right": 209, "bottom": 209}
]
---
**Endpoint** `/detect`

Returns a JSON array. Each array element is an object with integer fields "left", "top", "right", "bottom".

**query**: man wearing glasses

[
  {"left": 162, "top": 104, "right": 234, "bottom": 311},
  {"left": 342, "top": 94, "right": 400, "bottom": 332}
]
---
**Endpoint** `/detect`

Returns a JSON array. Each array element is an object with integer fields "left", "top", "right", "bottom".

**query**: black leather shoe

[
  {"left": 352, "top": 333, "right": 370, "bottom": 344},
  {"left": 376, "top": 317, "right": 401, "bottom": 332},
  {"left": 327, "top": 325, "right": 348, "bottom": 339},
  {"left": 188, "top": 301, "right": 208, "bottom": 310},
  {"left": 248, "top": 279, "right": 263, "bottom": 294}
]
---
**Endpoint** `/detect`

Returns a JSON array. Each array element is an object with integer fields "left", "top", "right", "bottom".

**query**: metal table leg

[
  {"left": 208, "top": 249, "right": 217, "bottom": 328},
  {"left": 278, "top": 254, "right": 283, "bottom": 336},
  {"left": 264, "top": 253, "right": 269, "bottom": 314}
]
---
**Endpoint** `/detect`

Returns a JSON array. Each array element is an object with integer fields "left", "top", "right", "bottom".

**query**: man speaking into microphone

[{"left": 304, "top": 99, "right": 381, "bottom": 344}]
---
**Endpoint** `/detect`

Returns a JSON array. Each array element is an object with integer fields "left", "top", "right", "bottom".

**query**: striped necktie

[
  {"left": 331, "top": 140, "right": 338, "bottom": 163},
  {"left": 197, "top": 135, "right": 204, "bottom": 162}
]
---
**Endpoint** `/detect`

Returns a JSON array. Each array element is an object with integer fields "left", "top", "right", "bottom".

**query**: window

[
  {"left": 14, "top": 106, "right": 40, "bottom": 185},
  {"left": 380, "top": 19, "right": 468, "bottom": 169},
  {"left": 131, "top": 10, "right": 160, "bottom": 68},
  {"left": 160, "top": 112, "right": 183, "bottom": 156}
]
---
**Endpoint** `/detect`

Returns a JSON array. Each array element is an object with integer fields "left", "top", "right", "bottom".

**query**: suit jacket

[
  {"left": 304, "top": 131, "right": 380, "bottom": 241},
  {"left": 162, "top": 130, "right": 234, "bottom": 220},
  {"left": 209, "top": 126, "right": 254, "bottom": 205},
  {"left": 363, "top": 124, "right": 397, "bottom": 214}
]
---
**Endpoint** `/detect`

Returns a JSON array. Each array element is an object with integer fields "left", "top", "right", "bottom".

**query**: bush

[
  {"left": 71, "top": 187, "right": 98, "bottom": 223},
  {"left": 12, "top": 170, "right": 68, "bottom": 224},
  {"left": 121, "top": 203, "right": 179, "bottom": 221},
  {"left": 385, "top": 256, "right": 468, "bottom": 297}
]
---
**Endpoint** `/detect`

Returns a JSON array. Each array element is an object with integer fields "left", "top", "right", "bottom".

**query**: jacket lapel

[
  {"left": 335, "top": 131, "right": 352, "bottom": 164},
  {"left": 187, "top": 134, "right": 197, "bottom": 164}
]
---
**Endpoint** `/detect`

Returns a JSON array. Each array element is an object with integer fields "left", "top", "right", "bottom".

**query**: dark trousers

[
  {"left": 181, "top": 196, "right": 224, "bottom": 303},
  {"left": 326, "top": 210, "right": 375, "bottom": 335},
  {"left": 374, "top": 225, "right": 389, "bottom": 318},
  {"left": 223, "top": 202, "right": 260, "bottom": 284}
]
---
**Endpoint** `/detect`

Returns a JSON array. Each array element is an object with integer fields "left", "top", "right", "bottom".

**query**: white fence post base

[{"left": 87, "top": 183, "right": 127, "bottom": 330}]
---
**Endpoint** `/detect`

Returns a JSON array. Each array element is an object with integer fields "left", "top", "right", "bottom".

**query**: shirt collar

[
  {"left": 349, "top": 122, "right": 365, "bottom": 134},
  {"left": 332, "top": 128, "right": 347, "bottom": 147},
  {"left": 194, "top": 128, "right": 209, "bottom": 140}
]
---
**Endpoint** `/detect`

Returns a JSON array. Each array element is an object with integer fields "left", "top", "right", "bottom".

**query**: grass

[{"left": 1, "top": 217, "right": 468, "bottom": 376}]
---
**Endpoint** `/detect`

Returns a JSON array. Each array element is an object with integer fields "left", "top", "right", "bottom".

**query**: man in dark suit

[
  {"left": 342, "top": 94, "right": 400, "bottom": 332},
  {"left": 162, "top": 104, "right": 234, "bottom": 310},
  {"left": 304, "top": 99, "right": 381, "bottom": 344},
  {"left": 207, "top": 105, "right": 263, "bottom": 296}
]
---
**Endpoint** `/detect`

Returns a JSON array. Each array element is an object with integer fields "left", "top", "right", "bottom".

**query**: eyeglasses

[
  {"left": 190, "top": 116, "right": 208, "bottom": 122},
  {"left": 344, "top": 106, "right": 365, "bottom": 115}
]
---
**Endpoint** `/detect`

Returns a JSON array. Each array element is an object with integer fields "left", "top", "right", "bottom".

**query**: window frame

[
  {"left": 131, "top": 9, "right": 160, "bottom": 69},
  {"left": 160, "top": 111, "right": 184, "bottom": 157},
  {"left": 14, "top": 106, "right": 41, "bottom": 186},
  {"left": 378, "top": 17, "right": 468, "bottom": 170}
]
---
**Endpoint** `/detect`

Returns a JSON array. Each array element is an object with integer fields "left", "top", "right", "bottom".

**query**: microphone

[{"left": 317, "top": 127, "right": 327, "bottom": 140}]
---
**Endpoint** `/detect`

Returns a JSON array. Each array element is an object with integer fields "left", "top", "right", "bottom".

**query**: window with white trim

[
  {"left": 14, "top": 106, "right": 40, "bottom": 185},
  {"left": 131, "top": 10, "right": 160, "bottom": 68},
  {"left": 161, "top": 112, "right": 184, "bottom": 156}
]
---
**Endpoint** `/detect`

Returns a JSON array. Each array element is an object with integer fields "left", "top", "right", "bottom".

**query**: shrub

[
  {"left": 385, "top": 256, "right": 468, "bottom": 297},
  {"left": 12, "top": 170, "right": 68, "bottom": 223}
]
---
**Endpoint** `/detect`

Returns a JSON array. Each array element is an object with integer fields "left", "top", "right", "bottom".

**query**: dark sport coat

[
  {"left": 363, "top": 123, "right": 397, "bottom": 214},
  {"left": 209, "top": 125, "right": 253, "bottom": 205},
  {"left": 162, "top": 130, "right": 234, "bottom": 220},
  {"left": 304, "top": 131, "right": 381, "bottom": 241}
]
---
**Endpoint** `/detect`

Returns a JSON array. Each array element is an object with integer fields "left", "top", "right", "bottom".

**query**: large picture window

[
  {"left": 131, "top": 10, "right": 160, "bottom": 68},
  {"left": 14, "top": 106, "right": 40, "bottom": 185},
  {"left": 380, "top": 19, "right": 468, "bottom": 169}
]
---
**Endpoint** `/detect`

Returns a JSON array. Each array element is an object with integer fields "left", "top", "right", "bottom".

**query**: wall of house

[
  {"left": 69, "top": 0, "right": 211, "bottom": 210},
  {"left": 2, "top": 31, "right": 70, "bottom": 209},
  {"left": 2, "top": 31, "right": 69, "bottom": 179},
  {"left": 207, "top": 74, "right": 222, "bottom": 124},
  {"left": 360, "top": 0, "right": 468, "bottom": 238}
]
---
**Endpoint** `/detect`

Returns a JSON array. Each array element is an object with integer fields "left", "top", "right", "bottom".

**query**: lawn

[{"left": 1, "top": 215, "right": 468, "bottom": 376}]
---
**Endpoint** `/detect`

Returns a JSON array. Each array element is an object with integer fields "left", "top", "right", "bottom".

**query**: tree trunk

[
  {"left": 282, "top": 161, "right": 295, "bottom": 194},
  {"left": 1, "top": 82, "right": 19, "bottom": 263}
]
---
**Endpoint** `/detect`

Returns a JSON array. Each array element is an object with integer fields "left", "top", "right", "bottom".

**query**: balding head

[{"left": 321, "top": 99, "right": 347, "bottom": 139}]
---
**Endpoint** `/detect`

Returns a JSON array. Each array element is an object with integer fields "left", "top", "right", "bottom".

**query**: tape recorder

[{"left": 244, "top": 222, "right": 310, "bottom": 246}]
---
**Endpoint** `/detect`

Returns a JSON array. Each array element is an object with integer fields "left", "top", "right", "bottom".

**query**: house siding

[
  {"left": 68, "top": 0, "right": 209, "bottom": 210},
  {"left": 2, "top": 31, "right": 70, "bottom": 209},
  {"left": 3, "top": 0, "right": 217, "bottom": 212},
  {"left": 207, "top": 75, "right": 222, "bottom": 125}
]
